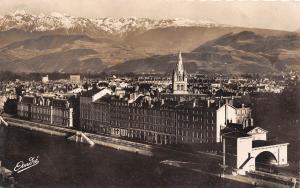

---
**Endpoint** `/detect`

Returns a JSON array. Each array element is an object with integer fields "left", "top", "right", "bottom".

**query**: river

[{"left": 0, "top": 126, "right": 253, "bottom": 188}]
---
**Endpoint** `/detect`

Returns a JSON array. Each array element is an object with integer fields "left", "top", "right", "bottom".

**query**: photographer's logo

[{"left": 14, "top": 156, "right": 39, "bottom": 173}]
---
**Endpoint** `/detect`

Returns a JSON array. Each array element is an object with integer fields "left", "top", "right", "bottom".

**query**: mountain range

[{"left": 0, "top": 10, "right": 299, "bottom": 74}]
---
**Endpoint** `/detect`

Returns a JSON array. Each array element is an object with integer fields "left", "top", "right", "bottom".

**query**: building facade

[
  {"left": 41, "top": 75, "right": 49, "bottom": 84},
  {"left": 216, "top": 103, "right": 252, "bottom": 142},
  {"left": 79, "top": 90, "right": 219, "bottom": 145},
  {"left": 17, "top": 95, "right": 73, "bottom": 127}
]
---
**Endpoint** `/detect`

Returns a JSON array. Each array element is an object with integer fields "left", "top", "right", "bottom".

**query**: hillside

[
  {"left": 0, "top": 11, "right": 299, "bottom": 74},
  {"left": 107, "top": 31, "right": 300, "bottom": 74}
]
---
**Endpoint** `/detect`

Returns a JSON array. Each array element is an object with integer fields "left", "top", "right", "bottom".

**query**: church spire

[
  {"left": 172, "top": 50, "right": 188, "bottom": 94},
  {"left": 179, "top": 50, "right": 182, "bottom": 63},
  {"left": 177, "top": 51, "right": 184, "bottom": 74}
]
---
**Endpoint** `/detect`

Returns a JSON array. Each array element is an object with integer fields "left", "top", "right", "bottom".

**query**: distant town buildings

[
  {"left": 41, "top": 75, "right": 49, "bottom": 84},
  {"left": 0, "top": 50, "right": 296, "bottom": 178},
  {"left": 1, "top": 51, "right": 295, "bottom": 147},
  {"left": 70, "top": 75, "right": 81, "bottom": 84}
]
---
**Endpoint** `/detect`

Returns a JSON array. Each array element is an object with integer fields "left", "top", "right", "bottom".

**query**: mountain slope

[
  {"left": 3, "top": 34, "right": 94, "bottom": 50},
  {"left": 0, "top": 11, "right": 299, "bottom": 74},
  {"left": 107, "top": 31, "right": 300, "bottom": 74}
]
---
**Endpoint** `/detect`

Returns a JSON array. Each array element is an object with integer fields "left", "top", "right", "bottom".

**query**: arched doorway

[{"left": 255, "top": 151, "right": 277, "bottom": 173}]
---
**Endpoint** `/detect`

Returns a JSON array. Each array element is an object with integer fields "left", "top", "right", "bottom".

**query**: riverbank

[
  {"left": 0, "top": 126, "right": 255, "bottom": 188},
  {"left": 3, "top": 116, "right": 221, "bottom": 159},
  {"left": 3, "top": 116, "right": 298, "bottom": 188},
  {"left": 4, "top": 117, "right": 159, "bottom": 156}
]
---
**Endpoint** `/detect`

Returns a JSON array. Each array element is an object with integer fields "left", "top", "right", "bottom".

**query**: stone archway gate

[{"left": 251, "top": 142, "right": 289, "bottom": 166}]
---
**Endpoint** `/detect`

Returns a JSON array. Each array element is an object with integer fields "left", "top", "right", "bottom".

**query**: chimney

[
  {"left": 207, "top": 99, "right": 210, "bottom": 108},
  {"left": 130, "top": 93, "right": 134, "bottom": 100},
  {"left": 161, "top": 99, "right": 165, "bottom": 106},
  {"left": 242, "top": 103, "right": 245, "bottom": 108},
  {"left": 244, "top": 120, "right": 248, "bottom": 128},
  {"left": 134, "top": 93, "right": 137, "bottom": 100},
  {"left": 148, "top": 98, "right": 151, "bottom": 106},
  {"left": 193, "top": 99, "right": 197, "bottom": 108},
  {"left": 229, "top": 99, "right": 233, "bottom": 106}
]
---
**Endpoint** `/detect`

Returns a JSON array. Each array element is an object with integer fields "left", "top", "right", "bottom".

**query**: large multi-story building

[
  {"left": 17, "top": 95, "right": 73, "bottom": 127},
  {"left": 79, "top": 88, "right": 112, "bottom": 132},
  {"left": 80, "top": 90, "right": 179, "bottom": 144},
  {"left": 79, "top": 88, "right": 237, "bottom": 144},
  {"left": 216, "top": 102, "right": 252, "bottom": 142}
]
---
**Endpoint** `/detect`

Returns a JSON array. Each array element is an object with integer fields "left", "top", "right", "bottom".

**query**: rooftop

[
  {"left": 81, "top": 88, "right": 101, "bottom": 97},
  {"left": 222, "top": 131, "right": 251, "bottom": 138},
  {"left": 252, "top": 140, "right": 289, "bottom": 148}
]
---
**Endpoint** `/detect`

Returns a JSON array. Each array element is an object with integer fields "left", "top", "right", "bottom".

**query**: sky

[{"left": 1, "top": 0, "right": 300, "bottom": 31}]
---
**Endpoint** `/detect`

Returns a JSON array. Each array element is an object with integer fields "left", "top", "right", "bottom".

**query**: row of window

[
  {"left": 178, "top": 122, "right": 215, "bottom": 129},
  {"left": 178, "top": 129, "right": 214, "bottom": 137}
]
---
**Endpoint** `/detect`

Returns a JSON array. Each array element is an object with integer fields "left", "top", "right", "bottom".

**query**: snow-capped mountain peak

[
  {"left": 0, "top": 11, "right": 222, "bottom": 36},
  {"left": 12, "top": 9, "right": 27, "bottom": 16},
  {"left": 50, "top": 12, "right": 66, "bottom": 18}
]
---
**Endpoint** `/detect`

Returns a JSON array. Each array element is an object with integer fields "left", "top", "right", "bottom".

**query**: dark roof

[
  {"left": 94, "top": 94, "right": 112, "bottom": 103},
  {"left": 227, "top": 123, "right": 244, "bottom": 130},
  {"left": 52, "top": 99, "right": 68, "bottom": 108},
  {"left": 221, "top": 124, "right": 259, "bottom": 135},
  {"left": 252, "top": 140, "right": 288, "bottom": 148},
  {"left": 173, "top": 100, "right": 219, "bottom": 110},
  {"left": 232, "top": 100, "right": 251, "bottom": 108},
  {"left": 21, "top": 96, "right": 34, "bottom": 104},
  {"left": 81, "top": 89, "right": 102, "bottom": 97},
  {"left": 222, "top": 131, "right": 250, "bottom": 138},
  {"left": 243, "top": 126, "right": 258, "bottom": 133}
]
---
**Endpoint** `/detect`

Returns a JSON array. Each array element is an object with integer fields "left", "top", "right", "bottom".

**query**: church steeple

[
  {"left": 176, "top": 51, "right": 184, "bottom": 75},
  {"left": 172, "top": 51, "right": 188, "bottom": 94}
]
